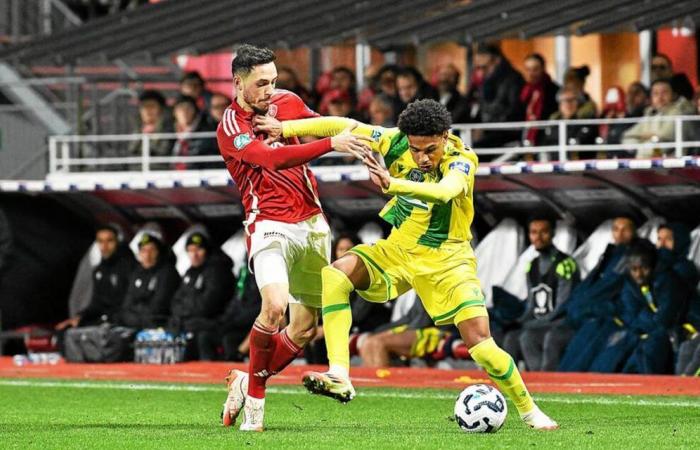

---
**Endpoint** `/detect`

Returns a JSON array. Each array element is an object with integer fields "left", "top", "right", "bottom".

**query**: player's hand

[
  {"left": 55, "top": 316, "right": 80, "bottom": 331},
  {"left": 330, "top": 125, "right": 372, "bottom": 161},
  {"left": 363, "top": 152, "right": 391, "bottom": 190},
  {"left": 253, "top": 115, "right": 283, "bottom": 144}
]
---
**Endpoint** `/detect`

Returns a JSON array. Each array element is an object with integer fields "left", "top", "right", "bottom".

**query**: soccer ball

[{"left": 454, "top": 384, "right": 507, "bottom": 433}]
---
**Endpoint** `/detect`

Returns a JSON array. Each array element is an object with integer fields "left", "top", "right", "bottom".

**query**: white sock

[{"left": 328, "top": 364, "right": 349, "bottom": 379}]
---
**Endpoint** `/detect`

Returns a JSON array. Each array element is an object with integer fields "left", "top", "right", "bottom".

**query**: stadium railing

[{"left": 46, "top": 115, "right": 700, "bottom": 175}]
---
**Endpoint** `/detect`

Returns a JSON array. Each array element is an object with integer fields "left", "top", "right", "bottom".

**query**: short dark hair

[
  {"left": 138, "top": 90, "right": 166, "bottom": 108},
  {"left": 628, "top": 81, "right": 649, "bottom": 97},
  {"left": 475, "top": 42, "right": 502, "bottom": 58},
  {"left": 173, "top": 94, "right": 199, "bottom": 112},
  {"left": 181, "top": 71, "right": 204, "bottom": 84},
  {"left": 525, "top": 53, "right": 546, "bottom": 67},
  {"left": 653, "top": 53, "right": 672, "bottom": 67},
  {"left": 232, "top": 44, "right": 276, "bottom": 77},
  {"left": 626, "top": 239, "right": 657, "bottom": 269},
  {"left": 397, "top": 66, "right": 425, "bottom": 83},
  {"left": 650, "top": 77, "right": 673, "bottom": 91},
  {"left": 528, "top": 215, "right": 556, "bottom": 233},
  {"left": 397, "top": 99, "right": 451, "bottom": 136}
]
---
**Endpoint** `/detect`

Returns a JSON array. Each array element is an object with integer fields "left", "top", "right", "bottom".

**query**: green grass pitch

[{"left": 0, "top": 379, "right": 698, "bottom": 449}]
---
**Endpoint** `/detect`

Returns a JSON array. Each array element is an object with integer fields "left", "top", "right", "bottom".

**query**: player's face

[
  {"left": 529, "top": 220, "right": 553, "bottom": 251},
  {"left": 187, "top": 245, "right": 207, "bottom": 268},
  {"left": 407, "top": 133, "right": 447, "bottom": 173},
  {"left": 629, "top": 260, "right": 652, "bottom": 286},
  {"left": 96, "top": 230, "right": 118, "bottom": 259},
  {"left": 656, "top": 228, "right": 674, "bottom": 251},
  {"left": 138, "top": 242, "right": 159, "bottom": 270},
  {"left": 612, "top": 218, "right": 635, "bottom": 245},
  {"left": 236, "top": 62, "right": 277, "bottom": 115}
]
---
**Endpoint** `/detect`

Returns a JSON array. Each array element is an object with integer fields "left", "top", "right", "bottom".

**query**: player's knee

[
  {"left": 259, "top": 303, "right": 286, "bottom": 327},
  {"left": 360, "top": 335, "right": 385, "bottom": 357}
]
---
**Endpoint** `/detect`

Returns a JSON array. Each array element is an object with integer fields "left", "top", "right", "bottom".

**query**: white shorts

[{"left": 246, "top": 214, "right": 331, "bottom": 308}]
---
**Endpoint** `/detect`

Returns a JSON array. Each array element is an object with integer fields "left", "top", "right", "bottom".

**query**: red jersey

[{"left": 217, "top": 90, "right": 332, "bottom": 225}]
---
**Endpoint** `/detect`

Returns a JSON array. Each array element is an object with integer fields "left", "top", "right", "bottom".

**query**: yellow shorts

[{"left": 349, "top": 239, "right": 487, "bottom": 326}]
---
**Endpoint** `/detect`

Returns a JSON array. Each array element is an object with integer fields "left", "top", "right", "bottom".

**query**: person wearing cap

[
  {"left": 56, "top": 224, "right": 137, "bottom": 331},
  {"left": 119, "top": 233, "right": 180, "bottom": 330},
  {"left": 169, "top": 232, "right": 235, "bottom": 360}
]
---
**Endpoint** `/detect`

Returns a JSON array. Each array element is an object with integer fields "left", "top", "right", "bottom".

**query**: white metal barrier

[{"left": 47, "top": 115, "right": 700, "bottom": 174}]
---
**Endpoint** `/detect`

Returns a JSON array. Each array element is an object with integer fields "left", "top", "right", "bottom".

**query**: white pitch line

[{"left": 0, "top": 379, "right": 699, "bottom": 409}]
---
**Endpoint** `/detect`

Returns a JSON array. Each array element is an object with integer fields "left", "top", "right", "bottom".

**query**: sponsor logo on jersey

[
  {"left": 408, "top": 168, "right": 424, "bottom": 182},
  {"left": 268, "top": 104, "right": 278, "bottom": 117},
  {"left": 371, "top": 129, "right": 382, "bottom": 141},
  {"left": 449, "top": 160, "right": 471, "bottom": 175},
  {"left": 233, "top": 133, "right": 252, "bottom": 150},
  {"left": 263, "top": 231, "right": 286, "bottom": 240}
]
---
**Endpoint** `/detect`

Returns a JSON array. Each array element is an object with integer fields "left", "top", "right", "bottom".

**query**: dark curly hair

[
  {"left": 232, "top": 44, "right": 276, "bottom": 77},
  {"left": 397, "top": 99, "right": 451, "bottom": 136}
]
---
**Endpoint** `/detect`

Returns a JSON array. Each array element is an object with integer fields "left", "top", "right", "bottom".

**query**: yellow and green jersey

[{"left": 282, "top": 118, "right": 479, "bottom": 250}]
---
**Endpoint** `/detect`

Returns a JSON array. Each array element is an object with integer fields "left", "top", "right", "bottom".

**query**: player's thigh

[
  {"left": 253, "top": 245, "right": 290, "bottom": 319},
  {"left": 287, "top": 214, "right": 332, "bottom": 309},
  {"left": 348, "top": 240, "right": 412, "bottom": 304},
  {"left": 413, "top": 253, "right": 486, "bottom": 327}
]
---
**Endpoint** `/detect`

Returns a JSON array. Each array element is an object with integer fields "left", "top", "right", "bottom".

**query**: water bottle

[{"left": 13, "top": 354, "right": 29, "bottom": 366}]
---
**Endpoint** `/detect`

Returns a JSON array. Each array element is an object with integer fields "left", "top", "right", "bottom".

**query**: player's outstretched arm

[{"left": 363, "top": 153, "right": 468, "bottom": 204}]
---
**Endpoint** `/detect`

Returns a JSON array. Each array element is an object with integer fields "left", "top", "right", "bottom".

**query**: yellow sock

[
  {"left": 469, "top": 337, "right": 535, "bottom": 415},
  {"left": 321, "top": 266, "right": 354, "bottom": 375}
]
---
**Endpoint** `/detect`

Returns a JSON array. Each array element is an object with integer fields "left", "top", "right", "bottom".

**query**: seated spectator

[
  {"left": 396, "top": 67, "right": 438, "bottom": 111},
  {"left": 559, "top": 216, "right": 638, "bottom": 371},
  {"left": 325, "top": 89, "right": 361, "bottom": 120},
  {"left": 56, "top": 224, "right": 136, "bottom": 331},
  {"left": 172, "top": 95, "right": 219, "bottom": 169},
  {"left": 318, "top": 66, "right": 358, "bottom": 115},
  {"left": 562, "top": 66, "right": 597, "bottom": 118},
  {"left": 656, "top": 223, "right": 699, "bottom": 293},
  {"left": 368, "top": 94, "right": 396, "bottom": 127},
  {"left": 651, "top": 53, "right": 695, "bottom": 101},
  {"left": 128, "top": 90, "right": 174, "bottom": 162},
  {"left": 180, "top": 71, "right": 212, "bottom": 111},
  {"left": 357, "top": 63, "right": 381, "bottom": 117},
  {"left": 208, "top": 93, "right": 231, "bottom": 125},
  {"left": 216, "top": 260, "right": 260, "bottom": 361},
  {"left": 590, "top": 240, "right": 688, "bottom": 374},
  {"left": 541, "top": 86, "right": 598, "bottom": 152},
  {"left": 435, "top": 63, "right": 470, "bottom": 123},
  {"left": 677, "top": 293, "right": 700, "bottom": 376},
  {"left": 119, "top": 233, "right": 180, "bottom": 329},
  {"left": 520, "top": 53, "right": 559, "bottom": 146},
  {"left": 472, "top": 43, "right": 524, "bottom": 148},
  {"left": 601, "top": 82, "right": 649, "bottom": 145},
  {"left": 622, "top": 78, "right": 694, "bottom": 157},
  {"left": 277, "top": 66, "right": 315, "bottom": 108},
  {"left": 170, "top": 232, "right": 234, "bottom": 360},
  {"left": 502, "top": 217, "right": 580, "bottom": 371}
]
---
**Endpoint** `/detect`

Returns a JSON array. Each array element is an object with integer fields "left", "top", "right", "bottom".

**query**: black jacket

[
  {"left": 119, "top": 259, "right": 180, "bottom": 329},
  {"left": 170, "top": 252, "right": 235, "bottom": 332},
  {"left": 479, "top": 59, "right": 525, "bottom": 123},
  {"left": 219, "top": 264, "right": 260, "bottom": 333},
  {"left": 79, "top": 245, "right": 137, "bottom": 325}
]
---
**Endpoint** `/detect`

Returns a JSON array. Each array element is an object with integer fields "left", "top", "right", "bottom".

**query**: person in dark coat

[
  {"left": 558, "top": 217, "right": 637, "bottom": 371},
  {"left": 520, "top": 54, "right": 559, "bottom": 146},
  {"left": 171, "top": 95, "right": 220, "bottom": 170},
  {"left": 435, "top": 64, "right": 471, "bottom": 124},
  {"left": 56, "top": 224, "right": 136, "bottom": 330},
  {"left": 502, "top": 217, "right": 580, "bottom": 371},
  {"left": 169, "top": 232, "right": 235, "bottom": 360},
  {"left": 119, "top": 233, "right": 180, "bottom": 330},
  {"left": 472, "top": 42, "right": 525, "bottom": 148}
]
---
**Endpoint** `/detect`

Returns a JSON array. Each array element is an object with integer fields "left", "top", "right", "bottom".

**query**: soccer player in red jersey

[{"left": 216, "top": 44, "right": 370, "bottom": 432}]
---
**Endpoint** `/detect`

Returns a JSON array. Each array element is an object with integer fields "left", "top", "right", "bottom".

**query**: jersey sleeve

[
  {"left": 385, "top": 170, "right": 466, "bottom": 205},
  {"left": 282, "top": 117, "right": 397, "bottom": 155}
]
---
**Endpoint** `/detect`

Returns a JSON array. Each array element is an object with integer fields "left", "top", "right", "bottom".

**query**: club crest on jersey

[
  {"left": 407, "top": 168, "right": 424, "bottom": 182},
  {"left": 233, "top": 133, "right": 252, "bottom": 150},
  {"left": 268, "top": 104, "right": 278, "bottom": 117},
  {"left": 449, "top": 161, "right": 471, "bottom": 175},
  {"left": 371, "top": 129, "right": 382, "bottom": 141}
]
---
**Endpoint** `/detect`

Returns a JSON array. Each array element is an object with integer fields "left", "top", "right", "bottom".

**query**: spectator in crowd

[
  {"left": 677, "top": 293, "right": 700, "bottom": 376},
  {"left": 622, "top": 78, "right": 694, "bottom": 157},
  {"left": 208, "top": 93, "right": 231, "bottom": 124},
  {"left": 119, "top": 232, "right": 180, "bottom": 329},
  {"left": 472, "top": 43, "right": 524, "bottom": 148},
  {"left": 368, "top": 94, "right": 396, "bottom": 127},
  {"left": 520, "top": 53, "right": 559, "bottom": 146},
  {"left": 180, "top": 71, "right": 212, "bottom": 111},
  {"left": 559, "top": 216, "right": 638, "bottom": 371},
  {"left": 396, "top": 67, "right": 437, "bottom": 111},
  {"left": 601, "top": 82, "right": 649, "bottom": 145},
  {"left": 325, "top": 89, "right": 361, "bottom": 120},
  {"left": 562, "top": 66, "right": 597, "bottom": 118},
  {"left": 318, "top": 67, "right": 357, "bottom": 115},
  {"left": 128, "top": 90, "right": 174, "bottom": 162},
  {"left": 435, "top": 63, "right": 470, "bottom": 123},
  {"left": 170, "top": 232, "right": 235, "bottom": 360},
  {"left": 651, "top": 53, "right": 694, "bottom": 100},
  {"left": 56, "top": 224, "right": 136, "bottom": 331},
  {"left": 276, "top": 66, "right": 315, "bottom": 107},
  {"left": 502, "top": 217, "right": 580, "bottom": 371},
  {"left": 541, "top": 86, "right": 598, "bottom": 153},
  {"left": 656, "top": 223, "right": 698, "bottom": 293},
  {"left": 171, "top": 95, "right": 220, "bottom": 169},
  {"left": 357, "top": 63, "right": 382, "bottom": 116},
  {"left": 216, "top": 261, "right": 261, "bottom": 361},
  {"left": 590, "top": 240, "right": 688, "bottom": 374}
]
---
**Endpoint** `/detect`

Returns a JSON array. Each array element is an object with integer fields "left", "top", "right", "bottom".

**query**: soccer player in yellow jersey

[{"left": 256, "top": 99, "right": 558, "bottom": 430}]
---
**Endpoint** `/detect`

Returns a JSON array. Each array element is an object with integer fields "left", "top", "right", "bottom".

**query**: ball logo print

[
  {"left": 233, "top": 133, "right": 252, "bottom": 150},
  {"left": 454, "top": 384, "right": 508, "bottom": 433}
]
